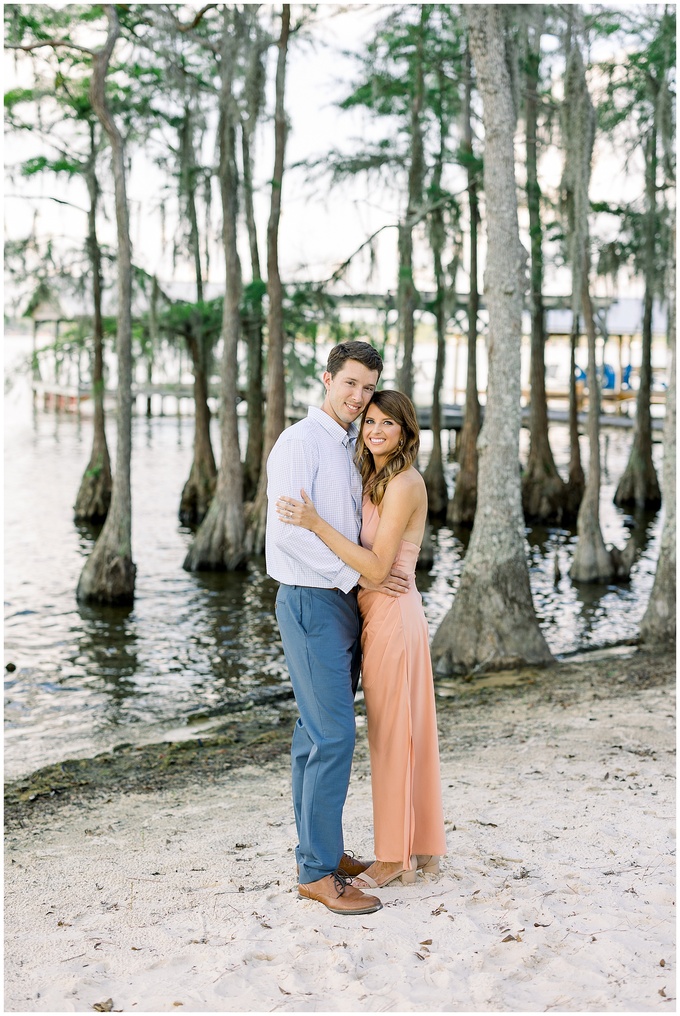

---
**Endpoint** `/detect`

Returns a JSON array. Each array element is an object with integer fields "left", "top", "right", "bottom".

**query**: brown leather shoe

[
  {"left": 298, "top": 871, "right": 382, "bottom": 915},
  {"left": 296, "top": 851, "right": 373, "bottom": 879},
  {"left": 338, "top": 851, "right": 372, "bottom": 877}
]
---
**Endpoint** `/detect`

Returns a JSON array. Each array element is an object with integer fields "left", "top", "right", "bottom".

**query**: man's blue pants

[{"left": 275, "top": 584, "right": 361, "bottom": 885}]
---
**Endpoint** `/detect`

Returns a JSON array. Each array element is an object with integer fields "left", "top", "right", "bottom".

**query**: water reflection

[
  {"left": 621, "top": 508, "right": 658, "bottom": 559},
  {"left": 419, "top": 483, "right": 661, "bottom": 659},
  {"left": 186, "top": 563, "right": 289, "bottom": 706},
  {"left": 4, "top": 352, "right": 664, "bottom": 778},
  {"left": 70, "top": 603, "right": 140, "bottom": 703}
]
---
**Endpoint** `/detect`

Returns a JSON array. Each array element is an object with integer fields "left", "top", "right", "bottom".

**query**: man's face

[{"left": 321, "top": 360, "right": 380, "bottom": 430}]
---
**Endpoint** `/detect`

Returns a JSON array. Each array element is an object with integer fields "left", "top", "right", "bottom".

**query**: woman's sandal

[
  {"left": 353, "top": 856, "right": 417, "bottom": 888},
  {"left": 416, "top": 855, "right": 440, "bottom": 874}
]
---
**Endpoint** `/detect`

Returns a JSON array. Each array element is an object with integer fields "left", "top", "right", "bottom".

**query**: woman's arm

[{"left": 276, "top": 471, "right": 422, "bottom": 585}]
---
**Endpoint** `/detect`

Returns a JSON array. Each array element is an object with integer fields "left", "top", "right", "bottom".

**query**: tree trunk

[
  {"left": 431, "top": 6, "right": 553, "bottom": 675},
  {"left": 422, "top": 79, "right": 450, "bottom": 519},
  {"left": 396, "top": 223, "right": 417, "bottom": 402},
  {"left": 147, "top": 276, "right": 163, "bottom": 425},
  {"left": 449, "top": 43, "right": 481, "bottom": 528},
  {"left": 77, "top": 6, "right": 136, "bottom": 604},
  {"left": 181, "top": 105, "right": 204, "bottom": 303},
  {"left": 561, "top": 13, "right": 591, "bottom": 524},
  {"left": 241, "top": 93, "right": 264, "bottom": 503},
  {"left": 179, "top": 331, "right": 217, "bottom": 526},
  {"left": 422, "top": 246, "right": 449, "bottom": 518},
  {"left": 640, "top": 233, "right": 675, "bottom": 641},
  {"left": 184, "top": 7, "right": 246, "bottom": 571},
  {"left": 242, "top": 294, "right": 264, "bottom": 502},
  {"left": 521, "top": 12, "right": 569, "bottom": 525},
  {"left": 246, "top": 4, "right": 290, "bottom": 554},
  {"left": 561, "top": 16, "right": 631, "bottom": 583},
  {"left": 177, "top": 106, "right": 217, "bottom": 527},
  {"left": 565, "top": 312, "right": 585, "bottom": 516},
  {"left": 614, "top": 127, "right": 662, "bottom": 509},
  {"left": 570, "top": 270, "right": 619, "bottom": 582},
  {"left": 74, "top": 120, "right": 112, "bottom": 524},
  {"left": 396, "top": 5, "right": 427, "bottom": 400}
]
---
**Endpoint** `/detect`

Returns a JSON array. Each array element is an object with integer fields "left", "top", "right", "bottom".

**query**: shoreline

[
  {"left": 5, "top": 644, "right": 674, "bottom": 828},
  {"left": 5, "top": 644, "right": 676, "bottom": 1013}
]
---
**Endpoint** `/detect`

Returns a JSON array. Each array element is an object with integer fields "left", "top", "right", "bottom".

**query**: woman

[{"left": 276, "top": 389, "right": 446, "bottom": 888}]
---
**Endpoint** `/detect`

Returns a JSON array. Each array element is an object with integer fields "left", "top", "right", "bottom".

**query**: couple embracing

[{"left": 266, "top": 340, "right": 446, "bottom": 916}]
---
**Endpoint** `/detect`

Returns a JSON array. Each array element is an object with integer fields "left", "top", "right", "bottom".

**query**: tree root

[
  {"left": 183, "top": 497, "right": 246, "bottom": 572},
  {"left": 431, "top": 552, "right": 553, "bottom": 675},
  {"left": 614, "top": 455, "right": 662, "bottom": 511},
  {"left": 179, "top": 460, "right": 216, "bottom": 527},
  {"left": 76, "top": 542, "right": 135, "bottom": 605},
  {"left": 73, "top": 461, "right": 112, "bottom": 524}
]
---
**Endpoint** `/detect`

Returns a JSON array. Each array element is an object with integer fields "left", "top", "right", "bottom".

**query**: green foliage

[
  {"left": 21, "top": 155, "right": 82, "bottom": 177},
  {"left": 4, "top": 87, "right": 37, "bottom": 110},
  {"left": 454, "top": 142, "right": 483, "bottom": 177},
  {"left": 338, "top": 4, "right": 466, "bottom": 151},
  {"left": 242, "top": 279, "right": 267, "bottom": 312},
  {"left": 23, "top": 278, "right": 57, "bottom": 318},
  {"left": 594, "top": 6, "right": 675, "bottom": 144},
  {"left": 281, "top": 284, "right": 368, "bottom": 394},
  {"left": 283, "top": 283, "right": 335, "bottom": 345},
  {"left": 4, "top": 3, "right": 72, "bottom": 45},
  {"left": 587, "top": 6, "right": 675, "bottom": 298},
  {"left": 327, "top": 143, "right": 403, "bottom": 186},
  {"left": 156, "top": 298, "right": 223, "bottom": 350},
  {"left": 593, "top": 200, "right": 671, "bottom": 298}
]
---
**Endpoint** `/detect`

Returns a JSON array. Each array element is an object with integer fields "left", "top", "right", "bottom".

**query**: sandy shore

[{"left": 4, "top": 646, "right": 676, "bottom": 1013}]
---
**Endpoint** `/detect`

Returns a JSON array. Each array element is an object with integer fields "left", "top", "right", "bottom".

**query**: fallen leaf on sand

[{"left": 92, "top": 1001, "right": 114, "bottom": 1013}]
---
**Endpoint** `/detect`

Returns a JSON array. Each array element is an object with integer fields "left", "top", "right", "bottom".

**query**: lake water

[{"left": 4, "top": 335, "right": 664, "bottom": 780}]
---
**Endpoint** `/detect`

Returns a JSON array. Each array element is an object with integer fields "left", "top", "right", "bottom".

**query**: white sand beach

[{"left": 4, "top": 648, "right": 676, "bottom": 1013}]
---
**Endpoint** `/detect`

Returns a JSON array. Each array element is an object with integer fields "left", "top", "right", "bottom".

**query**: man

[{"left": 266, "top": 340, "right": 405, "bottom": 916}]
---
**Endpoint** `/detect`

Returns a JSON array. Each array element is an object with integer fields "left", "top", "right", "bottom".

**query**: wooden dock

[
  {"left": 33, "top": 380, "right": 222, "bottom": 414},
  {"left": 416, "top": 404, "right": 664, "bottom": 433},
  {"left": 33, "top": 381, "right": 664, "bottom": 432}
]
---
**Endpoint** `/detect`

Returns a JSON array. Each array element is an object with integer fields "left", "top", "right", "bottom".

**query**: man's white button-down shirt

[{"left": 265, "top": 407, "right": 362, "bottom": 593}]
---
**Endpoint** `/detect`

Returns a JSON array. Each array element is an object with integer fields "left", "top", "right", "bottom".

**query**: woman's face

[{"left": 362, "top": 404, "right": 403, "bottom": 463}]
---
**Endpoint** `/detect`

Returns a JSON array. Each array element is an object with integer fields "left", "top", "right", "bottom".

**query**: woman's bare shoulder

[{"left": 385, "top": 467, "right": 426, "bottom": 501}]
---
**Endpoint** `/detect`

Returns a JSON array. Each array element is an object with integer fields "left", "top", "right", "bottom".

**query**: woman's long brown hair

[{"left": 355, "top": 390, "right": 420, "bottom": 505}]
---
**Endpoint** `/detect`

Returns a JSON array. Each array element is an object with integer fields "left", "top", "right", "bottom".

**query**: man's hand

[{"left": 359, "top": 568, "right": 410, "bottom": 598}]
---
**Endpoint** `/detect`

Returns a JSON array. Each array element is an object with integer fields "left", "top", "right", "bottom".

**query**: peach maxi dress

[{"left": 358, "top": 499, "right": 447, "bottom": 869}]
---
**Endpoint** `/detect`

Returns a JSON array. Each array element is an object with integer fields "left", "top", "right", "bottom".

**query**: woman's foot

[
  {"left": 353, "top": 857, "right": 417, "bottom": 888},
  {"left": 416, "top": 855, "right": 440, "bottom": 874}
]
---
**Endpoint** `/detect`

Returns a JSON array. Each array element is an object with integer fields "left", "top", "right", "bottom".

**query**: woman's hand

[{"left": 276, "top": 490, "right": 321, "bottom": 533}]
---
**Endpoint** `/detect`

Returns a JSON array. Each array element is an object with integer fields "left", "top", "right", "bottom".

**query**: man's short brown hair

[{"left": 326, "top": 340, "right": 383, "bottom": 379}]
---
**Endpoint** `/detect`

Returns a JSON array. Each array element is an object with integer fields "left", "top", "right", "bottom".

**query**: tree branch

[
  {"left": 6, "top": 39, "right": 94, "bottom": 55},
  {"left": 326, "top": 185, "right": 465, "bottom": 286},
  {"left": 327, "top": 224, "right": 397, "bottom": 284},
  {"left": 173, "top": 3, "right": 219, "bottom": 32},
  {"left": 5, "top": 193, "right": 89, "bottom": 213}
]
